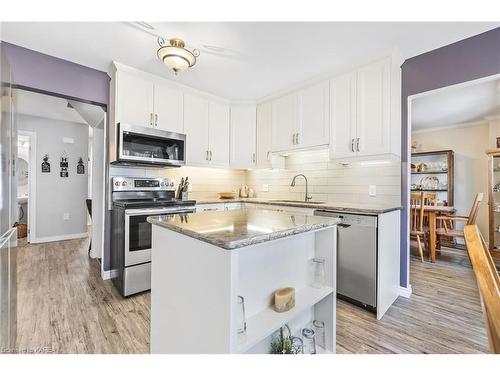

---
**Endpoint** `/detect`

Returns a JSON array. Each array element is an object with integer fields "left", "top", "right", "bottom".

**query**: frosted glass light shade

[{"left": 157, "top": 44, "right": 196, "bottom": 74}]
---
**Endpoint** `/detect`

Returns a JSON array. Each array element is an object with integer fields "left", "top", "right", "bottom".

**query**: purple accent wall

[
  {"left": 400, "top": 27, "right": 500, "bottom": 287},
  {"left": 1, "top": 41, "right": 109, "bottom": 106}
]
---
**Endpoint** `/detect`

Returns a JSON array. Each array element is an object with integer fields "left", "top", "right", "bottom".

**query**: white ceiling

[
  {"left": 16, "top": 89, "right": 104, "bottom": 126},
  {"left": 2, "top": 22, "right": 499, "bottom": 100},
  {"left": 412, "top": 78, "right": 500, "bottom": 131}
]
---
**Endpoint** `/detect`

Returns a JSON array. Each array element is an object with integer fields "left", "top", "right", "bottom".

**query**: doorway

[
  {"left": 15, "top": 88, "right": 107, "bottom": 261},
  {"left": 406, "top": 73, "right": 500, "bottom": 272}
]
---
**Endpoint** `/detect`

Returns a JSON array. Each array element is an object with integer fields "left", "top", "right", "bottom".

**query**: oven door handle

[{"left": 125, "top": 207, "right": 195, "bottom": 216}]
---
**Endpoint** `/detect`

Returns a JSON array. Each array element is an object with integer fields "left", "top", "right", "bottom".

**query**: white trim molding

[
  {"left": 31, "top": 232, "right": 88, "bottom": 244},
  {"left": 398, "top": 284, "right": 413, "bottom": 298},
  {"left": 102, "top": 269, "right": 119, "bottom": 280}
]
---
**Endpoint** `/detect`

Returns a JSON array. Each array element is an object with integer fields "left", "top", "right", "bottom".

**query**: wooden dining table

[{"left": 411, "top": 205, "right": 456, "bottom": 262}]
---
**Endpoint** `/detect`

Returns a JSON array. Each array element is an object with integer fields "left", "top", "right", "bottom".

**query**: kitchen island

[{"left": 147, "top": 208, "right": 339, "bottom": 354}]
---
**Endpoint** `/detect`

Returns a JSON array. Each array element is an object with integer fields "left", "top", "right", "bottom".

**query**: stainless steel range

[{"left": 111, "top": 176, "right": 196, "bottom": 296}]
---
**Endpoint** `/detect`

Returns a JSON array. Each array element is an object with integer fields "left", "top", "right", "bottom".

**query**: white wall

[
  {"left": 17, "top": 114, "right": 89, "bottom": 242},
  {"left": 412, "top": 122, "right": 489, "bottom": 240}
]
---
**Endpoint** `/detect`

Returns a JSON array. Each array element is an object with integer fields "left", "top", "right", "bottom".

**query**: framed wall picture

[
  {"left": 60, "top": 154, "right": 69, "bottom": 178},
  {"left": 77, "top": 157, "right": 85, "bottom": 174},
  {"left": 41, "top": 154, "right": 50, "bottom": 173}
]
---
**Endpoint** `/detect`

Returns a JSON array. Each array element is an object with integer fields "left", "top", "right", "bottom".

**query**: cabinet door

[
  {"left": 356, "top": 59, "right": 390, "bottom": 157},
  {"left": 297, "top": 81, "right": 330, "bottom": 148},
  {"left": 153, "top": 82, "right": 183, "bottom": 133},
  {"left": 271, "top": 93, "right": 297, "bottom": 152},
  {"left": 330, "top": 73, "right": 357, "bottom": 159},
  {"left": 183, "top": 93, "right": 209, "bottom": 165},
  {"left": 116, "top": 70, "right": 154, "bottom": 127},
  {"left": 230, "top": 105, "right": 256, "bottom": 169},
  {"left": 256, "top": 102, "right": 272, "bottom": 168},
  {"left": 208, "top": 101, "right": 230, "bottom": 167}
]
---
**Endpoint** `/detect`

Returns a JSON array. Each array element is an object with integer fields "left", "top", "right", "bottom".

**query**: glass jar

[
  {"left": 312, "top": 257, "right": 326, "bottom": 288},
  {"left": 237, "top": 296, "right": 247, "bottom": 334},
  {"left": 302, "top": 328, "right": 316, "bottom": 354},
  {"left": 313, "top": 320, "right": 325, "bottom": 350}
]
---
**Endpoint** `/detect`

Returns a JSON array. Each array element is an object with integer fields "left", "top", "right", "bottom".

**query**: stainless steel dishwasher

[{"left": 314, "top": 210, "right": 378, "bottom": 310}]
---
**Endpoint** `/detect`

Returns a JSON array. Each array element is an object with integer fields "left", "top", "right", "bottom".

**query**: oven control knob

[
  {"left": 170, "top": 182, "right": 174, "bottom": 187},
  {"left": 115, "top": 181, "right": 120, "bottom": 186},
  {"left": 122, "top": 181, "right": 127, "bottom": 186},
  {"left": 160, "top": 182, "right": 165, "bottom": 187}
]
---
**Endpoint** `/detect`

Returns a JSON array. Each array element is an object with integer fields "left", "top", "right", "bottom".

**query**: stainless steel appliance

[
  {"left": 314, "top": 210, "right": 378, "bottom": 310},
  {"left": 113, "top": 123, "right": 186, "bottom": 167},
  {"left": 1, "top": 47, "right": 17, "bottom": 349},
  {"left": 111, "top": 176, "right": 196, "bottom": 296}
]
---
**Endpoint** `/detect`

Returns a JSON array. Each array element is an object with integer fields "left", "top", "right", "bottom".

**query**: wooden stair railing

[{"left": 464, "top": 225, "right": 500, "bottom": 353}]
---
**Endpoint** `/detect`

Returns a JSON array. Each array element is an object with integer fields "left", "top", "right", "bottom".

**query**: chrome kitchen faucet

[{"left": 290, "top": 174, "right": 312, "bottom": 202}]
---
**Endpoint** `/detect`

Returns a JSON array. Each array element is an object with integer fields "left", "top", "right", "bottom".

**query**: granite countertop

[
  {"left": 195, "top": 197, "right": 402, "bottom": 214},
  {"left": 147, "top": 208, "right": 340, "bottom": 250}
]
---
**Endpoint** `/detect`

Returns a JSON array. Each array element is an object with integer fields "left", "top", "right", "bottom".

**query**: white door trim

[
  {"left": 18, "top": 130, "right": 37, "bottom": 243},
  {"left": 406, "top": 72, "right": 500, "bottom": 287}
]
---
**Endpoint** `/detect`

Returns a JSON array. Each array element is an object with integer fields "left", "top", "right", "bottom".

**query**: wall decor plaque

[
  {"left": 41, "top": 154, "right": 50, "bottom": 173},
  {"left": 77, "top": 157, "right": 85, "bottom": 174},
  {"left": 60, "top": 155, "right": 69, "bottom": 178}
]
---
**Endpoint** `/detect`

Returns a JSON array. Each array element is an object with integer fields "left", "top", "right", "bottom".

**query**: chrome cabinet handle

[
  {"left": 351, "top": 138, "right": 355, "bottom": 152},
  {"left": 155, "top": 114, "right": 158, "bottom": 127},
  {"left": 209, "top": 150, "right": 212, "bottom": 161},
  {"left": 267, "top": 151, "right": 270, "bottom": 161},
  {"left": 150, "top": 113, "right": 153, "bottom": 126},
  {"left": 356, "top": 138, "right": 360, "bottom": 152},
  {"left": 252, "top": 153, "right": 256, "bottom": 163},
  {"left": 206, "top": 150, "right": 209, "bottom": 160},
  {"left": 292, "top": 133, "right": 296, "bottom": 145},
  {"left": 296, "top": 132, "right": 300, "bottom": 145}
]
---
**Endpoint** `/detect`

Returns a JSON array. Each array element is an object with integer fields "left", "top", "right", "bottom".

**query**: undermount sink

[{"left": 270, "top": 199, "right": 326, "bottom": 205}]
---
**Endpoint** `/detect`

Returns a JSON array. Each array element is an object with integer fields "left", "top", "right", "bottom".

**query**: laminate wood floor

[{"left": 14, "top": 237, "right": 489, "bottom": 354}]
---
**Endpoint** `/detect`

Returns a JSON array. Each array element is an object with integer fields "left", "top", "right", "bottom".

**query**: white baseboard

[
  {"left": 32, "top": 232, "right": 89, "bottom": 244},
  {"left": 102, "top": 269, "right": 119, "bottom": 280},
  {"left": 398, "top": 284, "right": 412, "bottom": 298}
]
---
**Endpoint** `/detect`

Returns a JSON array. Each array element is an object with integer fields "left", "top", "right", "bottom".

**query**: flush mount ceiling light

[{"left": 157, "top": 37, "right": 200, "bottom": 75}]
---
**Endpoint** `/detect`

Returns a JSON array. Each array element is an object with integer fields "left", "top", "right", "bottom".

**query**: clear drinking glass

[
  {"left": 237, "top": 296, "right": 247, "bottom": 334},
  {"left": 291, "top": 336, "right": 304, "bottom": 354},
  {"left": 313, "top": 320, "right": 325, "bottom": 349},
  {"left": 312, "top": 257, "right": 326, "bottom": 288},
  {"left": 302, "top": 328, "right": 316, "bottom": 354}
]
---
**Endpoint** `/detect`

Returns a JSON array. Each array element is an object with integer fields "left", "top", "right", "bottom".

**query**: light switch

[
  {"left": 369, "top": 185, "right": 376, "bottom": 197},
  {"left": 262, "top": 184, "right": 269, "bottom": 192}
]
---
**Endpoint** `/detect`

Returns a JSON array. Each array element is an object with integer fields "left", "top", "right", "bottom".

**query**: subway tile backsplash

[
  {"left": 246, "top": 149, "right": 401, "bottom": 205},
  {"left": 110, "top": 149, "right": 401, "bottom": 205}
]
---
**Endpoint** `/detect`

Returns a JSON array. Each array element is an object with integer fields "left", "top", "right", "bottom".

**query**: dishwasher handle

[{"left": 338, "top": 223, "right": 351, "bottom": 228}]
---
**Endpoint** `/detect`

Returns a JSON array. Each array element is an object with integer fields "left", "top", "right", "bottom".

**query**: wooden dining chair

[
  {"left": 436, "top": 193, "right": 483, "bottom": 243},
  {"left": 423, "top": 192, "right": 438, "bottom": 206},
  {"left": 464, "top": 225, "right": 500, "bottom": 353},
  {"left": 410, "top": 192, "right": 426, "bottom": 262}
]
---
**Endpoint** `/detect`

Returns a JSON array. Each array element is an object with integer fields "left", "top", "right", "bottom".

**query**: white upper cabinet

[
  {"left": 355, "top": 58, "right": 390, "bottom": 157},
  {"left": 115, "top": 69, "right": 154, "bottom": 127},
  {"left": 257, "top": 102, "right": 285, "bottom": 169},
  {"left": 330, "top": 72, "right": 357, "bottom": 159},
  {"left": 297, "top": 81, "right": 330, "bottom": 148},
  {"left": 329, "top": 57, "right": 398, "bottom": 160},
  {"left": 271, "top": 93, "right": 297, "bottom": 152},
  {"left": 230, "top": 105, "right": 257, "bottom": 169},
  {"left": 208, "top": 101, "right": 230, "bottom": 167},
  {"left": 153, "top": 82, "right": 184, "bottom": 133},
  {"left": 184, "top": 93, "right": 209, "bottom": 165}
]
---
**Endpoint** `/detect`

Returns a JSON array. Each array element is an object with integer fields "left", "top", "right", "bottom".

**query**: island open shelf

[
  {"left": 149, "top": 209, "right": 338, "bottom": 354},
  {"left": 236, "top": 285, "right": 334, "bottom": 353}
]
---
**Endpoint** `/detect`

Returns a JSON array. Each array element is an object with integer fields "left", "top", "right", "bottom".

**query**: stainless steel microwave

[{"left": 113, "top": 123, "right": 186, "bottom": 167}]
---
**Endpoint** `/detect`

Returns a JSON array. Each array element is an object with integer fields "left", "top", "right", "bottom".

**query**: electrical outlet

[
  {"left": 262, "top": 184, "right": 269, "bottom": 192},
  {"left": 63, "top": 213, "right": 70, "bottom": 220},
  {"left": 369, "top": 185, "right": 376, "bottom": 197}
]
